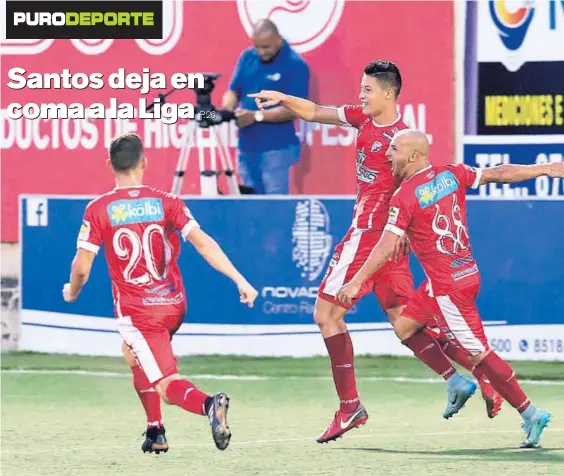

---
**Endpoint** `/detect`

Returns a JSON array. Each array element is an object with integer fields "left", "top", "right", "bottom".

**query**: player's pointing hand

[
  {"left": 247, "top": 90, "right": 285, "bottom": 109},
  {"left": 336, "top": 280, "right": 362, "bottom": 307},
  {"left": 238, "top": 280, "right": 258, "bottom": 308}
]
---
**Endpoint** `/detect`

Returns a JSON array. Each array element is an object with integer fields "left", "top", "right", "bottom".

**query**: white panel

[
  {"left": 19, "top": 310, "right": 564, "bottom": 361},
  {"left": 477, "top": 0, "right": 564, "bottom": 71}
]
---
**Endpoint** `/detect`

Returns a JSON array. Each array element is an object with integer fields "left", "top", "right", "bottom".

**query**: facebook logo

[{"left": 26, "top": 198, "right": 48, "bottom": 227}]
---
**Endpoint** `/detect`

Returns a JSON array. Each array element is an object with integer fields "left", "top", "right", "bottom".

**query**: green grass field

[{"left": 2, "top": 353, "right": 563, "bottom": 476}]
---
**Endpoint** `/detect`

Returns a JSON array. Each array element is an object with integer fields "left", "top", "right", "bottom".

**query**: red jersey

[
  {"left": 337, "top": 105, "right": 408, "bottom": 230},
  {"left": 383, "top": 163, "right": 483, "bottom": 296},
  {"left": 76, "top": 185, "right": 198, "bottom": 318}
]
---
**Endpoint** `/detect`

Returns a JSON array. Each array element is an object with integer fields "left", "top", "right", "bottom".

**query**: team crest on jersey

[
  {"left": 356, "top": 148, "right": 378, "bottom": 184},
  {"left": 107, "top": 198, "right": 164, "bottom": 226},
  {"left": 371, "top": 141, "right": 382, "bottom": 152},
  {"left": 78, "top": 220, "right": 90, "bottom": 241}
]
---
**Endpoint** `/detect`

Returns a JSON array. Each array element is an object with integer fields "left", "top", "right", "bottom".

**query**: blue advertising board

[
  {"left": 464, "top": 137, "right": 564, "bottom": 198},
  {"left": 20, "top": 196, "right": 564, "bottom": 360}
]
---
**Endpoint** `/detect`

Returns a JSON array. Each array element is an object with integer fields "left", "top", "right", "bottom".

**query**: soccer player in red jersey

[
  {"left": 62, "top": 133, "right": 258, "bottom": 453},
  {"left": 250, "top": 61, "right": 500, "bottom": 443},
  {"left": 337, "top": 129, "right": 563, "bottom": 447}
]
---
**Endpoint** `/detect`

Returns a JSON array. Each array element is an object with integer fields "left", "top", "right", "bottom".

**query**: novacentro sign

[{"left": 261, "top": 287, "right": 319, "bottom": 299}]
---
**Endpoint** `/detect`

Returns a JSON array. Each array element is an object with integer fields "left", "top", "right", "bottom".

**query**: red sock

[
  {"left": 429, "top": 329, "right": 474, "bottom": 372},
  {"left": 165, "top": 379, "right": 209, "bottom": 416},
  {"left": 430, "top": 330, "right": 498, "bottom": 398},
  {"left": 476, "top": 352, "right": 530, "bottom": 412},
  {"left": 324, "top": 333, "right": 359, "bottom": 413},
  {"left": 402, "top": 330, "right": 456, "bottom": 380},
  {"left": 132, "top": 366, "right": 163, "bottom": 427}
]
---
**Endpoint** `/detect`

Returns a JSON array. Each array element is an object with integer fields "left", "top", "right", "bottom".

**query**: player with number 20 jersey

[
  {"left": 79, "top": 186, "right": 195, "bottom": 326},
  {"left": 64, "top": 133, "right": 258, "bottom": 454}
]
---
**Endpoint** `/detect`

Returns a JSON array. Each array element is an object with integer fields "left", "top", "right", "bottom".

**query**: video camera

[
  {"left": 145, "top": 72, "right": 235, "bottom": 129},
  {"left": 192, "top": 72, "right": 235, "bottom": 129}
]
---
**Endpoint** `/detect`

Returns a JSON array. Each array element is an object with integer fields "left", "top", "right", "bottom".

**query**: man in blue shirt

[{"left": 222, "top": 19, "right": 310, "bottom": 194}]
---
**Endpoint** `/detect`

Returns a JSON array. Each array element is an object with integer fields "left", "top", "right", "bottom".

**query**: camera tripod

[
  {"left": 144, "top": 72, "right": 242, "bottom": 196},
  {"left": 171, "top": 121, "right": 240, "bottom": 196}
]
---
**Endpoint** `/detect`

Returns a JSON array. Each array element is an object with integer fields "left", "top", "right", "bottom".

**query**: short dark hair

[
  {"left": 364, "top": 60, "right": 402, "bottom": 98},
  {"left": 109, "top": 133, "right": 143, "bottom": 172}
]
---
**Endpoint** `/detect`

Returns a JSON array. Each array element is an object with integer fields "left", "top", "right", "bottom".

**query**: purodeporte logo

[{"left": 5, "top": 0, "right": 163, "bottom": 39}]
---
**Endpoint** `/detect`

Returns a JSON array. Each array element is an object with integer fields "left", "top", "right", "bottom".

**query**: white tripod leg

[
  {"left": 199, "top": 128, "right": 219, "bottom": 196},
  {"left": 211, "top": 126, "right": 240, "bottom": 196},
  {"left": 171, "top": 126, "right": 193, "bottom": 195}
]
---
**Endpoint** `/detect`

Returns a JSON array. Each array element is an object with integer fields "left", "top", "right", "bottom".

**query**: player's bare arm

[
  {"left": 248, "top": 91, "right": 344, "bottom": 125},
  {"left": 186, "top": 227, "right": 258, "bottom": 307},
  {"left": 62, "top": 249, "right": 96, "bottom": 302},
  {"left": 260, "top": 105, "right": 296, "bottom": 123},
  {"left": 237, "top": 102, "right": 295, "bottom": 123},
  {"left": 336, "top": 231, "right": 401, "bottom": 306},
  {"left": 479, "top": 162, "right": 564, "bottom": 185}
]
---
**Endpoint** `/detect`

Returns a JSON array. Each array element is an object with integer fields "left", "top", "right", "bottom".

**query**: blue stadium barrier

[{"left": 19, "top": 196, "right": 564, "bottom": 360}]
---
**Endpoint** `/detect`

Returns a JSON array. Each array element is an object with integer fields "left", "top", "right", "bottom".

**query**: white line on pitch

[{"left": 3, "top": 369, "right": 564, "bottom": 386}]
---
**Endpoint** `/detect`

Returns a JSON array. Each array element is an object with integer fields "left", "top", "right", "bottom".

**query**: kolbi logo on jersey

[
  {"left": 108, "top": 198, "right": 164, "bottom": 226},
  {"left": 416, "top": 171, "right": 459, "bottom": 208},
  {"left": 356, "top": 148, "right": 378, "bottom": 184}
]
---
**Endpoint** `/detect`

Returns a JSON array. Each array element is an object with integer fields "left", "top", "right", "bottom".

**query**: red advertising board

[{"left": 1, "top": 0, "right": 454, "bottom": 242}]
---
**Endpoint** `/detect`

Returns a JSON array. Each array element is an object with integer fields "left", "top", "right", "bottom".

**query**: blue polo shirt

[{"left": 228, "top": 40, "right": 310, "bottom": 153}]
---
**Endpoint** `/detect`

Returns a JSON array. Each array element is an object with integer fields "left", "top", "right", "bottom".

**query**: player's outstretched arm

[
  {"left": 479, "top": 162, "right": 564, "bottom": 186},
  {"left": 186, "top": 228, "right": 258, "bottom": 307},
  {"left": 248, "top": 91, "right": 344, "bottom": 125},
  {"left": 336, "top": 231, "right": 401, "bottom": 306},
  {"left": 62, "top": 249, "right": 96, "bottom": 302}
]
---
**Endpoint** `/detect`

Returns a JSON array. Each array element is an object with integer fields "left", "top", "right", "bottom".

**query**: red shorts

[
  {"left": 117, "top": 302, "right": 186, "bottom": 384},
  {"left": 318, "top": 227, "right": 414, "bottom": 311},
  {"left": 403, "top": 281, "right": 489, "bottom": 356}
]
